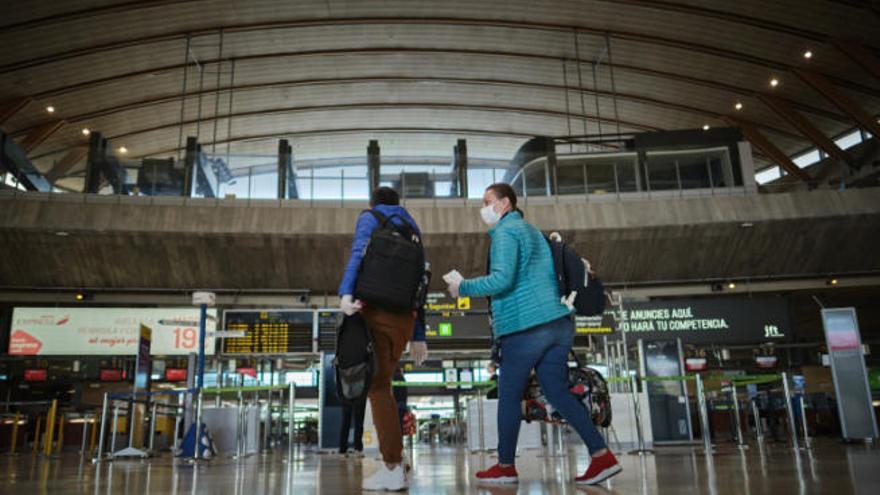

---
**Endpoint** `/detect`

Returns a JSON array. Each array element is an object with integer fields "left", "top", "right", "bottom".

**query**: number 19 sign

[{"left": 8, "top": 307, "right": 217, "bottom": 356}]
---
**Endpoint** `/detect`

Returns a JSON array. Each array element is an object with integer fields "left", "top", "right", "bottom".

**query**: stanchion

[
  {"left": 194, "top": 390, "right": 204, "bottom": 461},
  {"left": 89, "top": 412, "right": 98, "bottom": 455},
  {"left": 235, "top": 389, "right": 244, "bottom": 459},
  {"left": 56, "top": 414, "right": 65, "bottom": 455},
  {"left": 43, "top": 399, "right": 58, "bottom": 456},
  {"left": 695, "top": 374, "right": 713, "bottom": 455},
  {"left": 10, "top": 411, "right": 21, "bottom": 455},
  {"left": 262, "top": 389, "right": 270, "bottom": 453},
  {"left": 148, "top": 402, "right": 158, "bottom": 453},
  {"left": 33, "top": 415, "right": 41, "bottom": 454},
  {"left": 172, "top": 394, "right": 183, "bottom": 453},
  {"left": 781, "top": 372, "right": 800, "bottom": 450},
  {"left": 751, "top": 400, "right": 764, "bottom": 443},
  {"left": 93, "top": 393, "right": 109, "bottom": 462},
  {"left": 80, "top": 416, "right": 90, "bottom": 456},
  {"left": 627, "top": 375, "right": 651, "bottom": 454},
  {"left": 799, "top": 395, "right": 811, "bottom": 449},
  {"left": 730, "top": 383, "right": 746, "bottom": 447},
  {"left": 476, "top": 386, "right": 485, "bottom": 453},
  {"left": 109, "top": 404, "right": 120, "bottom": 457},
  {"left": 286, "top": 382, "right": 296, "bottom": 462}
]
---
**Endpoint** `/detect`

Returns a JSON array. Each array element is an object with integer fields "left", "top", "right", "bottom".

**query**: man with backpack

[{"left": 338, "top": 186, "right": 429, "bottom": 491}]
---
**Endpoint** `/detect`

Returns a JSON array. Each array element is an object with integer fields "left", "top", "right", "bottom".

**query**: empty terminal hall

[{"left": 1, "top": 0, "right": 880, "bottom": 493}]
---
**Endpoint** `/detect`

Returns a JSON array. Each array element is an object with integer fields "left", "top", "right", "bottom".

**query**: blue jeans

[{"left": 497, "top": 316, "right": 607, "bottom": 464}]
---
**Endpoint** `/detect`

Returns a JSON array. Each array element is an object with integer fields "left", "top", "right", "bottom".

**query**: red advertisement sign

[
  {"left": 24, "top": 369, "right": 48, "bottom": 382},
  {"left": 100, "top": 369, "right": 123, "bottom": 381},
  {"left": 236, "top": 367, "right": 257, "bottom": 378},
  {"left": 165, "top": 368, "right": 187, "bottom": 382}
]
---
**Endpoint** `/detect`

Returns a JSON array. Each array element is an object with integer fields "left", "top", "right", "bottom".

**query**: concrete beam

[
  {"left": 794, "top": 68, "right": 880, "bottom": 138},
  {"left": 19, "top": 120, "right": 65, "bottom": 154},
  {"left": 757, "top": 94, "right": 854, "bottom": 169},
  {"left": 45, "top": 147, "right": 88, "bottom": 183},
  {"left": 723, "top": 116, "right": 812, "bottom": 183},
  {"left": 831, "top": 38, "right": 880, "bottom": 83},
  {"left": 0, "top": 97, "right": 32, "bottom": 127}
]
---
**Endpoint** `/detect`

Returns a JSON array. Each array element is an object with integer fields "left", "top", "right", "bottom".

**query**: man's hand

[
  {"left": 410, "top": 341, "right": 428, "bottom": 366},
  {"left": 340, "top": 295, "right": 363, "bottom": 316}
]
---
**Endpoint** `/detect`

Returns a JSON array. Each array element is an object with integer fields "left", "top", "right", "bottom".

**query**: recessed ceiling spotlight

[
  {"left": 81, "top": 128, "right": 90, "bottom": 136},
  {"left": 827, "top": 277, "right": 839, "bottom": 286},
  {"left": 735, "top": 102, "right": 743, "bottom": 111},
  {"left": 727, "top": 282, "right": 737, "bottom": 290},
  {"left": 46, "top": 105, "right": 55, "bottom": 113},
  {"left": 740, "top": 222, "right": 754, "bottom": 228},
  {"left": 770, "top": 78, "right": 779, "bottom": 88},
  {"left": 803, "top": 50, "right": 813, "bottom": 59},
  {"left": 702, "top": 125, "right": 710, "bottom": 131},
  {"left": 118, "top": 146, "right": 128, "bottom": 154},
  {"left": 55, "top": 231, "right": 69, "bottom": 237}
]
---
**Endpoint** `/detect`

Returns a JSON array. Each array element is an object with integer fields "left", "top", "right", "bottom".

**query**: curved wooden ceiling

[{"left": 1, "top": 0, "right": 878, "bottom": 189}]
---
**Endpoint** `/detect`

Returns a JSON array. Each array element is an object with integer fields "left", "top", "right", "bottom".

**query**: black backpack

[
  {"left": 354, "top": 209, "right": 426, "bottom": 312},
  {"left": 545, "top": 233, "right": 606, "bottom": 317},
  {"left": 333, "top": 313, "right": 375, "bottom": 404},
  {"left": 521, "top": 350, "right": 612, "bottom": 428}
]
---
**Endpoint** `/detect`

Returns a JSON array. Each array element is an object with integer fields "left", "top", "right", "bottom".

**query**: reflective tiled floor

[{"left": 1, "top": 439, "right": 878, "bottom": 494}]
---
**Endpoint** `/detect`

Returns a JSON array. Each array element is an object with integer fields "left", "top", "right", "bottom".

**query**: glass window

[
  {"left": 404, "top": 372, "right": 444, "bottom": 383},
  {"left": 467, "top": 168, "right": 499, "bottom": 198},
  {"left": 755, "top": 166, "right": 781, "bottom": 185},
  {"left": 285, "top": 371, "right": 316, "bottom": 387},
  {"left": 555, "top": 162, "right": 586, "bottom": 195},
  {"left": 220, "top": 173, "right": 251, "bottom": 199},
  {"left": 645, "top": 155, "right": 679, "bottom": 191},
  {"left": 677, "top": 154, "right": 712, "bottom": 189},
  {"left": 586, "top": 161, "right": 616, "bottom": 194},
  {"left": 834, "top": 130, "right": 862, "bottom": 150},
  {"left": 522, "top": 162, "right": 548, "bottom": 196},
  {"left": 342, "top": 177, "right": 369, "bottom": 200},
  {"left": 250, "top": 171, "right": 278, "bottom": 199},
  {"left": 615, "top": 160, "right": 639, "bottom": 192},
  {"left": 793, "top": 150, "right": 821, "bottom": 169}
]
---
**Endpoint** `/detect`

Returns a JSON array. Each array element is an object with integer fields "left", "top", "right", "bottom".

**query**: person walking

[
  {"left": 338, "top": 186, "right": 429, "bottom": 491},
  {"left": 444, "top": 183, "right": 621, "bottom": 486}
]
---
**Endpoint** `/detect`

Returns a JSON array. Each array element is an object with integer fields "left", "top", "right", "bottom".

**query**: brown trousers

[{"left": 363, "top": 306, "right": 414, "bottom": 464}]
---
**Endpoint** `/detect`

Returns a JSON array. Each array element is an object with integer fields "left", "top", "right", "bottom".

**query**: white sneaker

[{"left": 362, "top": 463, "right": 408, "bottom": 491}]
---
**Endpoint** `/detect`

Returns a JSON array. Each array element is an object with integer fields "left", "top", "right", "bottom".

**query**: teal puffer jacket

[{"left": 459, "top": 211, "right": 571, "bottom": 337}]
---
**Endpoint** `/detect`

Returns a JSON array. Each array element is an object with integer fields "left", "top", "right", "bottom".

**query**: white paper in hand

[{"left": 442, "top": 270, "right": 463, "bottom": 285}]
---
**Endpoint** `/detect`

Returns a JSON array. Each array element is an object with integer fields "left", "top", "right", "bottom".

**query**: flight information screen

[{"left": 222, "top": 310, "right": 314, "bottom": 353}]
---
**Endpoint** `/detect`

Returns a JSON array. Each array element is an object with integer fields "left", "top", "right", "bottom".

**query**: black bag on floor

[
  {"left": 333, "top": 313, "right": 375, "bottom": 404},
  {"left": 354, "top": 210, "right": 426, "bottom": 312},
  {"left": 545, "top": 233, "right": 606, "bottom": 317}
]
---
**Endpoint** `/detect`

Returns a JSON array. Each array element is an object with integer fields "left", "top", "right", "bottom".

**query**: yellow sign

[
  {"left": 139, "top": 324, "right": 152, "bottom": 340},
  {"left": 456, "top": 297, "right": 471, "bottom": 310},
  {"left": 576, "top": 326, "right": 613, "bottom": 334}
]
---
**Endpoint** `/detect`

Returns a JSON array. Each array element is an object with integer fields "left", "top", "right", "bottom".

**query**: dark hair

[
  {"left": 485, "top": 183, "right": 520, "bottom": 215},
  {"left": 370, "top": 186, "right": 400, "bottom": 207}
]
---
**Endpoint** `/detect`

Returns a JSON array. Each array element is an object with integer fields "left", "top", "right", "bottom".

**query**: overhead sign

[
  {"left": 222, "top": 310, "right": 314, "bottom": 353},
  {"left": 585, "top": 297, "right": 791, "bottom": 344},
  {"left": 8, "top": 307, "right": 217, "bottom": 356}
]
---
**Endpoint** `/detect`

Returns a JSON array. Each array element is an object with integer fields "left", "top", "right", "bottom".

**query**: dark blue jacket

[{"left": 338, "top": 204, "right": 426, "bottom": 341}]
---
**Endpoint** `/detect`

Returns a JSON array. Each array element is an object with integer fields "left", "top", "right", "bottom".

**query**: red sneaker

[
  {"left": 575, "top": 451, "right": 622, "bottom": 485},
  {"left": 475, "top": 463, "right": 519, "bottom": 483}
]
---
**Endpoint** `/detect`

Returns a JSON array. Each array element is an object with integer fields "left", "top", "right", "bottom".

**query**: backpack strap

[
  {"left": 362, "top": 209, "right": 418, "bottom": 240},
  {"left": 544, "top": 235, "right": 568, "bottom": 301}
]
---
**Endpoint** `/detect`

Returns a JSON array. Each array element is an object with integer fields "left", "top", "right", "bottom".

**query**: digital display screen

[{"left": 222, "top": 310, "right": 314, "bottom": 353}]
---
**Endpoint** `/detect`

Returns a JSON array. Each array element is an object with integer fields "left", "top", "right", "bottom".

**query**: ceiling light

[
  {"left": 735, "top": 102, "right": 743, "bottom": 111},
  {"left": 827, "top": 278, "right": 839, "bottom": 286},
  {"left": 740, "top": 222, "right": 754, "bottom": 228},
  {"left": 46, "top": 106, "right": 55, "bottom": 113},
  {"left": 803, "top": 50, "right": 813, "bottom": 59},
  {"left": 702, "top": 125, "right": 710, "bottom": 131},
  {"left": 55, "top": 231, "right": 69, "bottom": 237},
  {"left": 118, "top": 146, "right": 128, "bottom": 154},
  {"left": 727, "top": 282, "right": 737, "bottom": 290},
  {"left": 81, "top": 128, "right": 90, "bottom": 136},
  {"left": 770, "top": 78, "right": 779, "bottom": 88}
]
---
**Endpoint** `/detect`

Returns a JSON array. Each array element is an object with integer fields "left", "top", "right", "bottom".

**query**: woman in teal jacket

[{"left": 445, "top": 183, "right": 621, "bottom": 486}]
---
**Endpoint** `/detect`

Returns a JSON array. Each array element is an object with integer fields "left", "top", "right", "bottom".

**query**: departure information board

[{"left": 222, "top": 310, "right": 314, "bottom": 353}]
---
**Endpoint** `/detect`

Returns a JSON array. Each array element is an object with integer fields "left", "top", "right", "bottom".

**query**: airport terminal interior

[{"left": 0, "top": 0, "right": 879, "bottom": 493}]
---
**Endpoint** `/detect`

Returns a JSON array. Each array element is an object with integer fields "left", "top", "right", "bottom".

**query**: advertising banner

[{"left": 8, "top": 307, "right": 217, "bottom": 356}]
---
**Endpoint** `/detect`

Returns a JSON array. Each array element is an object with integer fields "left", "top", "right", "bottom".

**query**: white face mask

[{"left": 480, "top": 203, "right": 502, "bottom": 226}]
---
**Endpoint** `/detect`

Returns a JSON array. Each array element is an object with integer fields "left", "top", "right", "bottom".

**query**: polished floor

[{"left": 1, "top": 440, "right": 878, "bottom": 494}]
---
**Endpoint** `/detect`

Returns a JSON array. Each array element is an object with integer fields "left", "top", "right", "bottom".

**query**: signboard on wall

[
  {"left": 582, "top": 297, "right": 791, "bottom": 344},
  {"left": 8, "top": 307, "right": 217, "bottom": 356}
]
